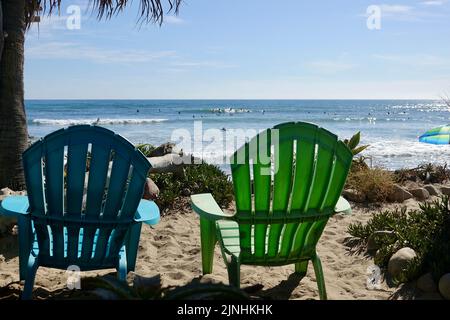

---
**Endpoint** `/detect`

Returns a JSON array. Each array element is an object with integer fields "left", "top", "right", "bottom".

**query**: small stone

[
  {"left": 438, "top": 273, "right": 450, "bottom": 300},
  {"left": 142, "top": 178, "right": 159, "bottom": 200},
  {"left": 417, "top": 272, "right": 438, "bottom": 293},
  {"left": 388, "top": 247, "right": 417, "bottom": 279},
  {"left": 424, "top": 185, "right": 439, "bottom": 196},
  {"left": 409, "top": 188, "right": 430, "bottom": 201},
  {"left": 367, "top": 231, "right": 396, "bottom": 252},
  {"left": 440, "top": 186, "right": 450, "bottom": 196},
  {"left": 342, "top": 189, "right": 366, "bottom": 203},
  {"left": 388, "top": 185, "right": 413, "bottom": 203}
]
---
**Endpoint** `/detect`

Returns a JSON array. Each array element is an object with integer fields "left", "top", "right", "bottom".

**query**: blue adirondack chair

[{"left": 0, "top": 125, "right": 159, "bottom": 299}]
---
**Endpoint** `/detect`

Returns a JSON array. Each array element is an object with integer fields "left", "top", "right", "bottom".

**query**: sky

[{"left": 24, "top": 0, "right": 450, "bottom": 99}]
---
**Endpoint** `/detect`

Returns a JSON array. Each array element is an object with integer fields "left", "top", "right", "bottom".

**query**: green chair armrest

[
  {"left": 334, "top": 196, "right": 352, "bottom": 215},
  {"left": 0, "top": 196, "right": 30, "bottom": 217},
  {"left": 191, "top": 193, "right": 234, "bottom": 221}
]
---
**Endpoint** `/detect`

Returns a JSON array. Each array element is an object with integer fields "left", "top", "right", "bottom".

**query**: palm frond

[{"left": 25, "top": 0, "right": 182, "bottom": 26}]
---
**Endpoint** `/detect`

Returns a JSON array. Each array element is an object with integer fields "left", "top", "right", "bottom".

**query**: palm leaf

[{"left": 25, "top": 0, "right": 181, "bottom": 26}]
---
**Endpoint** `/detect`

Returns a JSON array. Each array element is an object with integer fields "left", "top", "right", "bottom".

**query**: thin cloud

[
  {"left": 305, "top": 60, "right": 356, "bottom": 74},
  {"left": 372, "top": 54, "right": 450, "bottom": 67},
  {"left": 164, "top": 15, "right": 185, "bottom": 24},
  {"left": 171, "top": 61, "right": 237, "bottom": 69},
  {"left": 420, "top": 0, "right": 447, "bottom": 5},
  {"left": 26, "top": 42, "right": 177, "bottom": 63}
]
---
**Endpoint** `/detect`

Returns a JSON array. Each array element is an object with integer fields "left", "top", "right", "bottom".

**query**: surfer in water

[{"left": 93, "top": 117, "right": 100, "bottom": 125}]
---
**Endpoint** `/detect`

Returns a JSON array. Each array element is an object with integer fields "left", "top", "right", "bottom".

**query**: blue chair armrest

[
  {"left": 0, "top": 196, "right": 30, "bottom": 217},
  {"left": 134, "top": 199, "right": 160, "bottom": 225}
]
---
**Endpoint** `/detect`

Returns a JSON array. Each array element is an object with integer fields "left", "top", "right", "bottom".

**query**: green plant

[
  {"left": 151, "top": 163, "right": 234, "bottom": 211},
  {"left": 393, "top": 163, "right": 450, "bottom": 184},
  {"left": 346, "top": 167, "right": 395, "bottom": 203},
  {"left": 344, "top": 132, "right": 369, "bottom": 156},
  {"left": 136, "top": 144, "right": 156, "bottom": 157},
  {"left": 348, "top": 197, "right": 450, "bottom": 283}
]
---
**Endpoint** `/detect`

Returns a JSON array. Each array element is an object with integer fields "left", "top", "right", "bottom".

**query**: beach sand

[{"left": 0, "top": 198, "right": 428, "bottom": 300}]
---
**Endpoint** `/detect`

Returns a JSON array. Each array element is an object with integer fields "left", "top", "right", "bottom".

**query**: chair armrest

[
  {"left": 191, "top": 193, "right": 234, "bottom": 221},
  {"left": 334, "top": 196, "right": 352, "bottom": 215},
  {"left": 134, "top": 199, "right": 160, "bottom": 225},
  {"left": 0, "top": 196, "right": 30, "bottom": 217}
]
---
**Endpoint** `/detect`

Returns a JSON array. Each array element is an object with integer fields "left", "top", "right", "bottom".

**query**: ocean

[{"left": 25, "top": 99, "right": 450, "bottom": 171}]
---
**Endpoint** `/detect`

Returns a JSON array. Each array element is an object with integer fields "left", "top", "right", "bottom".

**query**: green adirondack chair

[
  {"left": 191, "top": 122, "right": 353, "bottom": 299},
  {"left": 0, "top": 125, "right": 159, "bottom": 299}
]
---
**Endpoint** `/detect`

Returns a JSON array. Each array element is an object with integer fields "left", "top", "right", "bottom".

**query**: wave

[
  {"left": 209, "top": 107, "right": 252, "bottom": 114},
  {"left": 31, "top": 118, "right": 169, "bottom": 126}
]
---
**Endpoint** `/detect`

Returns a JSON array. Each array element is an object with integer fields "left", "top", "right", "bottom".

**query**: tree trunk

[
  {"left": 0, "top": 1, "right": 4, "bottom": 62},
  {"left": 0, "top": 0, "right": 28, "bottom": 190}
]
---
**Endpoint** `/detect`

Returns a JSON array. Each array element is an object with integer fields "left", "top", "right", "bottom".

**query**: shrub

[
  {"left": 394, "top": 163, "right": 450, "bottom": 184},
  {"left": 348, "top": 197, "right": 450, "bottom": 283},
  {"left": 151, "top": 163, "right": 234, "bottom": 211},
  {"left": 136, "top": 144, "right": 156, "bottom": 157},
  {"left": 346, "top": 167, "right": 395, "bottom": 203}
]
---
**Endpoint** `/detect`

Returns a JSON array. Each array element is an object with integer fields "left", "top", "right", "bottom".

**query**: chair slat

[
  {"left": 289, "top": 124, "right": 318, "bottom": 213},
  {"left": 23, "top": 146, "right": 46, "bottom": 215},
  {"left": 308, "top": 129, "right": 338, "bottom": 210},
  {"left": 231, "top": 144, "right": 252, "bottom": 255},
  {"left": 251, "top": 130, "right": 271, "bottom": 258},
  {"left": 66, "top": 143, "right": 88, "bottom": 216},
  {"left": 119, "top": 168, "right": 147, "bottom": 220},
  {"left": 85, "top": 144, "right": 111, "bottom": 217},
  {"left": 103, "top": 153, "right": 130, "bottom": 219},
  {"left": 44, "top": 148, "right": 64, "bottom": 216}
]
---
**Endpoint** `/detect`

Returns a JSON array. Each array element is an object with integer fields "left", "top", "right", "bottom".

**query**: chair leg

[
  {"left": 227, "top": 256, "right": 241, "bottom": 288},
  {"left": 125, "top": 223, "right": 142, "bottom": 273},
  {"left": 18, "top": 215, "right": 33, "bottom": 281},
  {"left": 22, "top": 255, "right": 39, "bottom": 300},
  {"left": 117, "top": 246, "right": 128, "bottom": 281},
  {"left": 295, "top": 260, "right": 309, "bottom": 276},
  {"left": 200, "top": 218, "right": 217, "bottom": 275},
  {"left": 311, "top": 254, "right": 327, "bottom": 300}
]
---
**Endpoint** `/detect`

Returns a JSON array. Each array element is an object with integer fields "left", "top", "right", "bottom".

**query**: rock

[
  {"left": 0, "top": 188, "right": 13, "bottom": 196},
  {"left": 367, "top": 231, "right": 396, "bottom": 251},
  {"left": 142, "top": 178, "right": 159, "bottom": 200},
  {"left": 438, "top": 273, "right": 450, "bottom": 300},
  {"left": 342, "top": 189, "right": 366, "bottom": 203},
  {"left": 388, "top": 185, "right": 413, "bottom": 203},
  {"left": 149, "top": 142, "right": 182, "bottom": 157},
  {"left": 404, "top": 181, "right": 420, "bottom": 190},
  {"left": 440, "top": 186, "right": 450, "bottom": 196},
  {"left": 409, "top": 188, "right": 430, "bottom": 201},
  {"left": 388, "top": 247, "right": 417, "bottom": 279},
  {"left": 424, "top": 185, "right": 439, "bottom": 196},
  {"left": 417, "top": 272, "right": 438, "bottom": 293}
]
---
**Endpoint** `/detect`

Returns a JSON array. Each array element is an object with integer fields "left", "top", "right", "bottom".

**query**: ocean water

[{"left": 25, "top": 99, "right": 450, "bottom": 171}]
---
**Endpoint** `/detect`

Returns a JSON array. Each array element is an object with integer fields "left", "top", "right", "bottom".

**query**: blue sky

[{"left": 25, "top": 0, "right": 450, "bottom": 99}]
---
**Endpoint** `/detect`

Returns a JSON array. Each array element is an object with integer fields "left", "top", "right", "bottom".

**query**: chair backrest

[
  {"left": 22, "top": 125, "right": 151, "bottom": 268},
  {"left": 230, "top": 122, "right": 353, "bottom": 264}
]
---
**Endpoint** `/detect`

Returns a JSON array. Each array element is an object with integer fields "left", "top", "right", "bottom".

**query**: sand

[{"left": 0, "top": 198, "right": 428, "bottom": 300}]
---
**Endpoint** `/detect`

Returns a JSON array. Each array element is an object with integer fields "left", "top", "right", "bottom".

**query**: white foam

[
  {"left": 32, "top": 118, "right": 168, "bottom": 125},
  {"left": 209, "top": 108, "right": 251, "bottom": 114}
]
